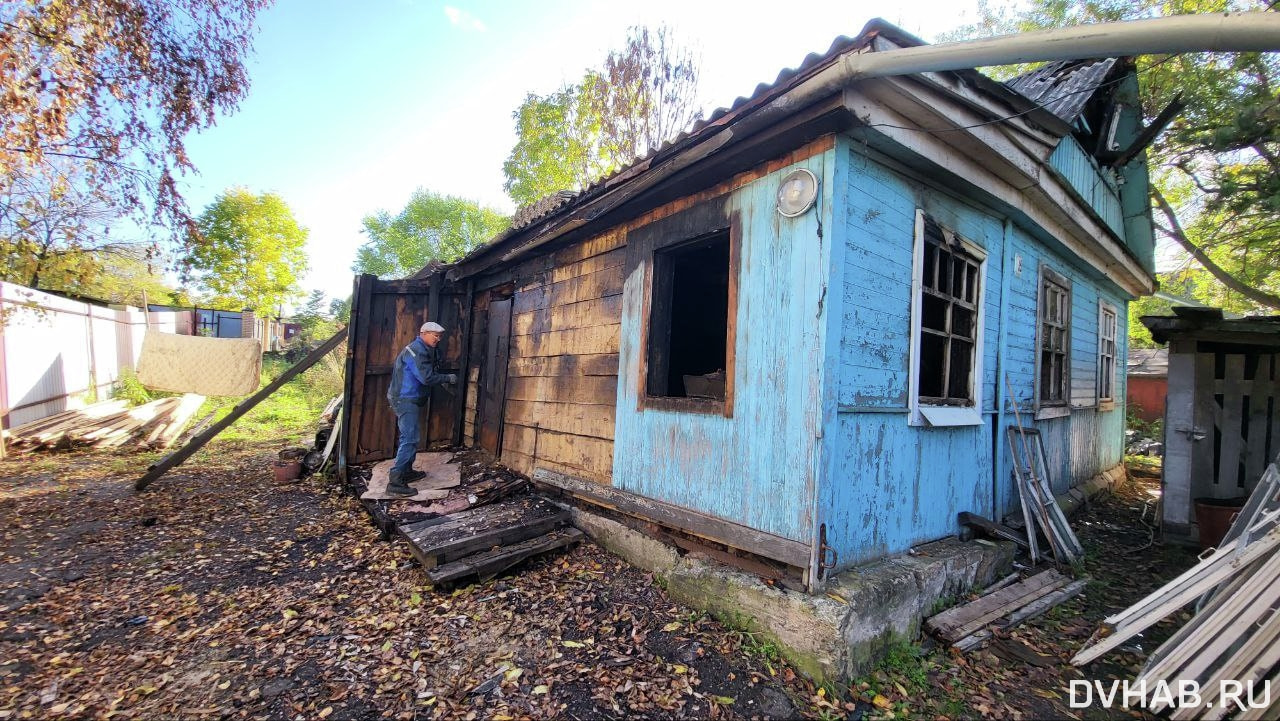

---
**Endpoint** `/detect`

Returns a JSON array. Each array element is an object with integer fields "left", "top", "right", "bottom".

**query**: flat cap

[{"left": 419, "top": 321, "right": 445, "bottom": 333}]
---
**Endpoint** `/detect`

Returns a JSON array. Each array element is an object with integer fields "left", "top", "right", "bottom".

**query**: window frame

[
  {"left": 1097, "top": 300, "right": 1118, "bottom": 408},
  {"left": 627, "top": 197, "right": 740, "bottom": 417},
  {"left": 907, "top": 210, "right": 987, "bottom": 428},
  {"left": 1035, "top": 265, "right": 1072, "bottom": 419}
]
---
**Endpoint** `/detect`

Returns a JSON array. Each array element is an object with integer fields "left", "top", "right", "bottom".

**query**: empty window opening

[
  {"left": 917, "top": 217, "right": 982, "bottom": 406},
  {"left": 1098, "top": 304, "right": 1117, "bottom": 401},
  {"left": 647, "top": 230, "right": 731, "bottom": 400},
  {"left": 1039, "top": 271, "right": 1071, "bottom": 405}
]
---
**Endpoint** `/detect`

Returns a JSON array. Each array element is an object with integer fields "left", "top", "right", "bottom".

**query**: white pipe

[{"left": 850, "top": 12, "right": 1280, "bottom": 80}]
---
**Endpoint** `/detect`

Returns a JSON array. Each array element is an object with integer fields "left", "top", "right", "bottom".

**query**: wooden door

[
  {"left": 341, "top": 273, "right": 468, "bottom": 465},
  {"left": 476, "top": 297, "right": 512, "bottom": 455}
]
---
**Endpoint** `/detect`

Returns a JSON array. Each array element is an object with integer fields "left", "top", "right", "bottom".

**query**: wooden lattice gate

[{"left": 1154, "top": 310, "right": 1280, "bottom": 540}]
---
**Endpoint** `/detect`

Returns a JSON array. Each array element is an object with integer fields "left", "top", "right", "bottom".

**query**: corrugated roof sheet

[
  {"left": 1127, "top": 348, "right": 1168, "bottom": 377},
  {"left": 1007, "top": 58, "right": 1118, "bottom": 124}
]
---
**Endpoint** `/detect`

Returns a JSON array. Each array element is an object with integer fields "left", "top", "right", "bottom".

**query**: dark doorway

[{"left": 476, "top": 297, "right": 512, "bottom": 455}]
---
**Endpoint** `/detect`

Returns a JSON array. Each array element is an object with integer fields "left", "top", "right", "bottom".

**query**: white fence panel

[{"left": 0, "top": 282, "right": 187, "bottom": 428}]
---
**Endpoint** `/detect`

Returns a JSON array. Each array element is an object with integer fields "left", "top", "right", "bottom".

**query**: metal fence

[{"left": 0, "top": 281, "right": 190, "bottom": 429}]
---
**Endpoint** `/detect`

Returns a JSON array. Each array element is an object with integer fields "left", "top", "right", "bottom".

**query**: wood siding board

[
  {"left": 511, "top": 295, "right": 623, "bottom": 336},
  {"left": 510, "top": 325, "right": 621, "bottom": 358},
  {"left": 504, "top": 399, "right": 616, "bottom": 441},
  {"left": 1246, "top": 355, "right": 1274, "bottom": 484},
  {"left": 1219, "top": 354, "right": 1247, "bottom": 495},
  {"left": 1191, "top": 352, "right": 1218, "bottom": 502},
  {"left": 505, "top": 375, "right": 619, "bottom": 406},
  {"left": 612, "top": 154, "right": 832, "bottom": 544},
  {"left": 507, "top": 354, "right": 620, "bottom": 378}
]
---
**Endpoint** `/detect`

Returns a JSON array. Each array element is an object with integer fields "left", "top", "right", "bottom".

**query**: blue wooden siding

[
  {"left": 610, "top": 152, "right": 837, "bottom": 543},
  {"left": 822, "top": 138, "right": 1130, "bottom": 569},
  {"left": 1048, "top": 138, "right": 1125, "bottom": 241}
]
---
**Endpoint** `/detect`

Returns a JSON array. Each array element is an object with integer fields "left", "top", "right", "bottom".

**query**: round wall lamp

[{"left": 776, "top": 168, "right": 818, "bottom": 217}]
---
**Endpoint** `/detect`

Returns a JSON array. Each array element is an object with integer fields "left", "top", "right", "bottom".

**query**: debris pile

[
  {"left": 926, "top": 569, "right": 1089, "bottom": 651},
  {"left": 1073, "top": 459, "right": 1280, "bottom": 719},
  {"left": 3, "top": 395, "right": 206, "bottom": 452}
]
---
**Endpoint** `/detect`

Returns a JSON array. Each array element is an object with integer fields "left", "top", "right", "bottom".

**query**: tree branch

[{"left": 1152, "top": 186, "right": 1280, "bottom": 311}]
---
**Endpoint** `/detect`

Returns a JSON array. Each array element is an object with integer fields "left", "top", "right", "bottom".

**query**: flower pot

[
  {"left": 273, "top": 459, "right": 302, "bottom": 483},
  {"left": 1194, "top": 496, "right": 1246, "bottom": 550}
]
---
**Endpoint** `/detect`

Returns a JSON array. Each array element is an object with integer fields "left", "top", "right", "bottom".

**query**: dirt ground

[{"left": 0, "top": 442, "right": 1194, "bottom": 721}]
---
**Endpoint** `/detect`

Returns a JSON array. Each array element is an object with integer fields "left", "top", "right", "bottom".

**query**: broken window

[
  {"left": 1098, "top": 302, "right": 1117, "bottom": 402},
  {"left": 1038, "top": 268, "right": 1071, "bottom": 406},
  {"left": 916, "top": 215, "right": 983, "bottom": 406},
  {"left": 646, "top": 230, "right": 731, "bottom": 402}
]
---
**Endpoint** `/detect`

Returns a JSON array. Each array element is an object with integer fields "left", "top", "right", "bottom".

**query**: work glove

[{"left": 446, "top": 373, "right": 458, "bottom": 385}]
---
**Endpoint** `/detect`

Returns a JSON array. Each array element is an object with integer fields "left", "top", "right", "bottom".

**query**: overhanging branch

[{"left": 1152, "top": 186, "right": 1280, "bottom": 311}]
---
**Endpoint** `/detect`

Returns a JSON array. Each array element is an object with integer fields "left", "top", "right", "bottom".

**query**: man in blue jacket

[{"left": 385, "top": 321, "right": 457, "bottom": 496}]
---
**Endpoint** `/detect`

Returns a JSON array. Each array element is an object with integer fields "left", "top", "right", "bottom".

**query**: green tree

[
  {"left": 353, "top": 189, "right": 508, "bottom": 278},
  {"left": 0, "top": 0, "right": 272, "bottom": 241},
  {"left": 502, "top": 25, "right": 702, "bottom": 209},
  {"left": 945, "top": 0, "right": 1280, "bottom": 312},
  {"left": 291, "top": 288, "right": 338, "bottom": 345},
  {"left": 329, "top": 295, "right": 351, "bottom": 323},
  {"left": 182, "top": 188, "right": 309, "bottom": 313}
]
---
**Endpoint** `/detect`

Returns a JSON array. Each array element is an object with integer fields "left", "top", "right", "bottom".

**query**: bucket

[
  {"left": 272, "top": 459, "right": 302, "bottom": 483},
  {"left": 1194, "top": 496, "right": 1247, "bottom": 550}
]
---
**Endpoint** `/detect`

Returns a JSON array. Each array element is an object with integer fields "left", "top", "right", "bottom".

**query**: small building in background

[{"left": 1127, "top": 348, "right": 1168, "bottom": 423}]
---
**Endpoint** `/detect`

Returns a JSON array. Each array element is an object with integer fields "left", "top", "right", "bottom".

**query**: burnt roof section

[
  {"left": 1007, "top": 58, "right": 1118, "bottom": 124},
  {"left": 449, "top": 19, "right": 1073, "bottom": 276}
]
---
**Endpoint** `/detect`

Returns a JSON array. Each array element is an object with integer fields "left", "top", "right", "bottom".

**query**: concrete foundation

[
  {"left": 564, "top": 505, "right": 1013, "bottom": 682},
  {"left": 559, "top": 464, "right": 1120, "bottom": 682}
]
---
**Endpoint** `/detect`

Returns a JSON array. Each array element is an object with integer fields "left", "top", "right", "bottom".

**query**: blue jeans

[{"left": 391, "top": 400, "right": 421, "bottom": 484}]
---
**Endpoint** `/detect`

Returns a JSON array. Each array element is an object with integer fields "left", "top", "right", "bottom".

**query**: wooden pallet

[
  {"left": 427, "top": 527, "right": 584, "bottom": 586},
  {"left": 398, "top": 495, "right": 573, "bottom": 585}
]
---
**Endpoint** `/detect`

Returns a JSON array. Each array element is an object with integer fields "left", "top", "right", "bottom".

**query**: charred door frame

[{"left": 475, "top": 287, "right": 515, "bottom": 457}]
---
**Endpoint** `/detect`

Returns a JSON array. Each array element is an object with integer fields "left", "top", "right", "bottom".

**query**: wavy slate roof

[{"left": 1007, "top": 58, "right": 1118, "bottom": 124}]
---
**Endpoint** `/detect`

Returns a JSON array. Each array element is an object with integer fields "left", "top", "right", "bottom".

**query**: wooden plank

[
  {"left": 510, "top": 324, "right": 620, "bottom": 358},
  {"left": 505, "top": 374, "right": 618, "bottom": 405},
  {"left": 532, "top": 467, "right": 812, "bottom": 569},
  {"left": 507, "top": 353, "right": 619, "bottom": 378},
  {"left": 401, "top": 495, "right": 569, "bottom": 564},
  {"left": 529, "top": 428, "right": 613, "bottom": 477},
  {"left": 342, "top": 274, "right": 375, "bottom": 465},
  {"left": 1245, "top": 355, "right": 1274, "bottom": 485},
  {"left": 1192, "top": 352, "right": 1218, "bottom": 500},
  {"left": 551, "top": 229, "right": 626, "bottom": 267},
  {"left": 549, "top": 247, "right": 624, "bottom": 285},
  {"left": 136, "top": 327, "right": 349, "bottom": 491},
  {"left": 426, "top": 527, "right": 584, "bottom": 586},
  {"left": 1220, "top": 354, "right": 1247, "bottom": 495},
  {"left": 512, "top": 294, "right": 623, "bottom": 336},
  {"left": 926, "top": 569, "right": 1066, "bottom": 638},
  {"left": 953, "top": 579, "right": 1088, "bottom": 651},
  {"left": 476, "top": 297, "right": 513, "bottom": 456},
  {"left": 505, "top": 399, "right": 616, "bottom": 441},
  {"left": 958, "top": 511, "right": 1029, "bottom": 549},
  {"left": 511, "top": 265, "right": 624, "bottom": 315}
]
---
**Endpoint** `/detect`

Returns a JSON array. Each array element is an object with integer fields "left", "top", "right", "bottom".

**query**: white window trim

[
  {"left": 1034, "top": 264, "right": 1072, "bottom": 420},
  {"left": 1097, "top": 299, "right": 1118, "bottom": 409},
  {"left": 907, "top": 209, "right": 987, "bottom": 428}
]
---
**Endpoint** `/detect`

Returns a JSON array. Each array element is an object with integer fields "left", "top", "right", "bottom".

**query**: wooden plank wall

[
  {"left": 498, "top": 231, "right": 626, "bottom": 483},
  {"left": 462, "top": 292, "right": 489, "bottom": 447}
]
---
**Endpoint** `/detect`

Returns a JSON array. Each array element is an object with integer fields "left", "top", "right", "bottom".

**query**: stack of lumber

[
  {"left": 1072, "top": 461, "right": 1280, "bottom": 720},
  {"left": 926, "top": 568, "right": 1088, "bottom": 651},
  {"left": 3, "top": 394, "right": 206, "bottom": 451}
]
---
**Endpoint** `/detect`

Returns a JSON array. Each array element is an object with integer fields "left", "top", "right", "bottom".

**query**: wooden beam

[
  {"left": 532, "top": 467, "right": 812, "bottom": 568},
  {"left": 134, "top": 327, "right": 349, "bottom": 491}
]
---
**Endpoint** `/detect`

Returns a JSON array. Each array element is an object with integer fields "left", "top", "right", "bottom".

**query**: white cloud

[{"left": 443, "top": 6, "right": 486, "bottom": 32}]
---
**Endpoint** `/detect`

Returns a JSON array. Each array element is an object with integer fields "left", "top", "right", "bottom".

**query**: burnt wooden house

[{"left": 340, "top": 20, "right": 1158, "bottom": 591}]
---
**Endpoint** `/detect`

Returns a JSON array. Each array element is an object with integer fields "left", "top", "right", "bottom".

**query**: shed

[
  {"left": 342, "top": 20, "right": 1156, "bottom": 592},
  {"left": 1127, "top": 347, "right": 1168, "bottom": 423},
  {"left": 1143, "top": 309, "right": 1280, "bottom": 541}
]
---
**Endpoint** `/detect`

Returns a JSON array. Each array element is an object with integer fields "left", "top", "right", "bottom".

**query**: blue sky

[{"left": 178, "top": 0, "right": 993, "bottom": 307}]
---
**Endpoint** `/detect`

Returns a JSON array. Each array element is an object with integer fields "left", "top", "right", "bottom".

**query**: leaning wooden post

[{"left": 134, "top": 326, "right": 348, "bottom": 491}]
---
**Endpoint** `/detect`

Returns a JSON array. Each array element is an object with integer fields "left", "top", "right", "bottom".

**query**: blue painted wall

[
  {"left": 820, "top": 137, "right": 1130, "bottom": 570},
  {"left": 611, "top": 152, "right": 837, "bottom": 544}
]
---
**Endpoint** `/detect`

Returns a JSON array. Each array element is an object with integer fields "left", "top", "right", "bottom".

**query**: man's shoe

[
  {"left": 403, "top": 469, "right": 427, "bottom": 484},
  {"left": 385, "top": 479, "right": 416, "bottom": 496}
]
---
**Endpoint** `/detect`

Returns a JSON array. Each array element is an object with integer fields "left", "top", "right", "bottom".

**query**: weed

[
  {"left": 928, "top": 594, "right": 956, "bottom": 615},
  {"left": 114, "top": 369, "right": 153, "bottom": 405},
  {"left": 878, "top": 641, "right": 929, "bottom": 692}
]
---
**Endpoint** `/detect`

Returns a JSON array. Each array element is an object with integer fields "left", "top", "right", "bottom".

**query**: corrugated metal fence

[{"left": 0, "top": 281, "right": 189, "bottom": 428}]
